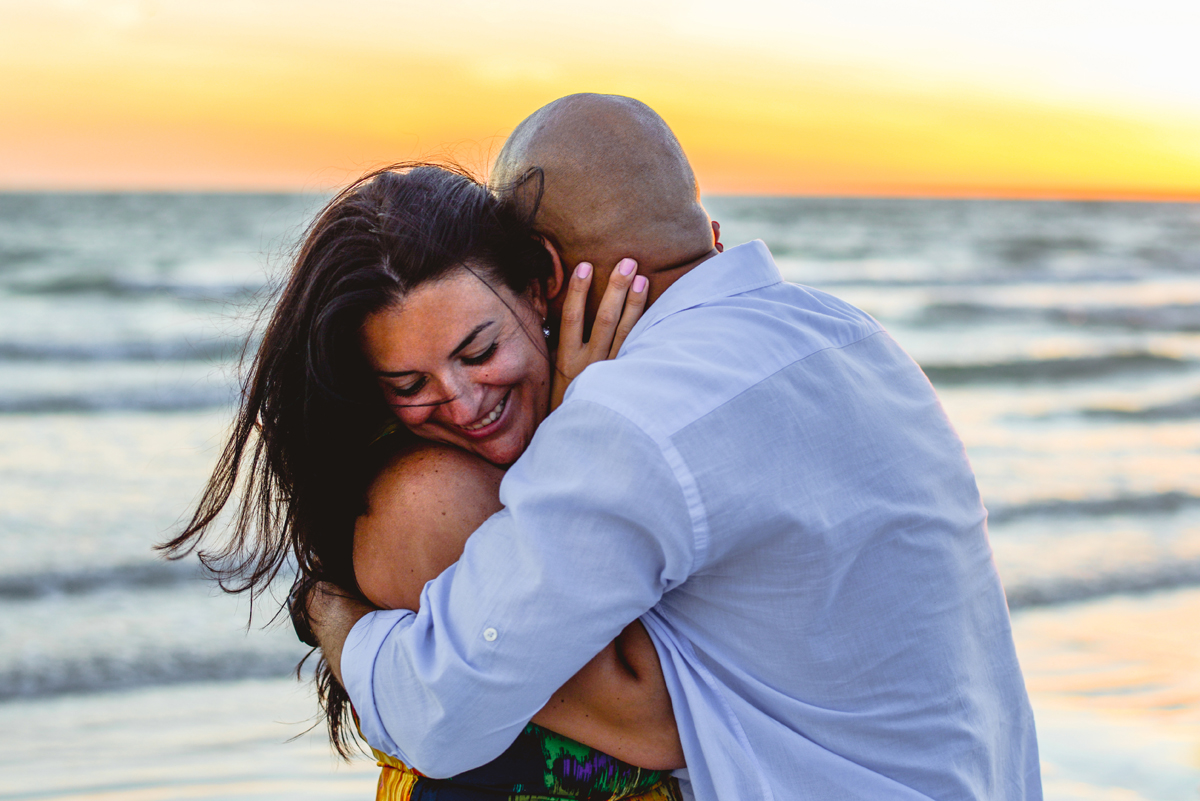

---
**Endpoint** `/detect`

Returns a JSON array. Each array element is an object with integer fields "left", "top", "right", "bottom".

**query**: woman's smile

[
  {"left": 458, "top": 391, "right": 510, "bottom": 434},
  {"left": 360, "top": 266, "right": 551, "bottom": 466}
]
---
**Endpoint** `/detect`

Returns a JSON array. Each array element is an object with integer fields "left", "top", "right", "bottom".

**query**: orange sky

[{"left": 3, "top": 0, "right": 1200, "bottom": 198}]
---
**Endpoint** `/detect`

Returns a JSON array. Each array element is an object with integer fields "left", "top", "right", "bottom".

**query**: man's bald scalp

[{"left": 492, "top": 94, "right": 713, "bottom": 274}]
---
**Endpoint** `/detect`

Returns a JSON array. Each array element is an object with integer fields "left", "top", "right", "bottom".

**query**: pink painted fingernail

[
  {"left": 618, "top": 258, "right": 636, "bottom": 276},
  {"left": 576, "top": 262, "right": 592, "bottom": 279},
  {"left": 632, "top": 276, "right": 648, "bottom": 293}
]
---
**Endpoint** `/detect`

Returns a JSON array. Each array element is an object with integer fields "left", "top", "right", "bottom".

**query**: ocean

[{"left": 1, "top": 193, "right": 1198, "bottom": 800}]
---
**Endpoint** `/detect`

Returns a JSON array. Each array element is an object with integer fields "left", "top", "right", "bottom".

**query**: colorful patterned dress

[{"left": 370, "top": 723, "right": 681, "bottom": 801}]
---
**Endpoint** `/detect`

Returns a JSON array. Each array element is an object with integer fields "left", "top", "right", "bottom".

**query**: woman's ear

[{"left": 539, "top": 237, "right": 566, "bottom": 301}]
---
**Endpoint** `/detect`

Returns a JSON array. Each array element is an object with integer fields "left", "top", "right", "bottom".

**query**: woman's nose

[{"left": 434, "top": 375, "right": 485, "bottom": 426}]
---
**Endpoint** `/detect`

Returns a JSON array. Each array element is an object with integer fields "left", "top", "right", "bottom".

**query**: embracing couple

[{"left": 167, "top": 94, "right": 1042, "bottom": 800}]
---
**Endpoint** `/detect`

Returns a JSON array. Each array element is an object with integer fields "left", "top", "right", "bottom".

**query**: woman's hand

[
  {"left": 304, "top": 580, "right": 376, "bottom": 687},
  {"left": 551, "top": 258, "right": 648, "bottom": 411}
]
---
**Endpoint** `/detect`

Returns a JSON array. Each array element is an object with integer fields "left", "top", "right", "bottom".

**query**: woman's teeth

[{"left": 461, "top": 394, "right": 507, "bottom": 432}]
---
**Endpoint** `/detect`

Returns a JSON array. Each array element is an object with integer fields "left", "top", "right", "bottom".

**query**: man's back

[{"left": 568, "top": 240, "right": 1041, "bottom": 800}]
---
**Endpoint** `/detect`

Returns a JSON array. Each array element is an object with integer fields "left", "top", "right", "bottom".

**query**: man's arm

[
  {"left": 310, "top": 441, "right": 683, "bottom": 770},
  {"left": 330, "top": 402, "right": 696, "bottom": 777}
]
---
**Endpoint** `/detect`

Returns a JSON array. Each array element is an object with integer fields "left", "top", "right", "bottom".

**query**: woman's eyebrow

[
  {"left": 447, "top": 321, "right": 494, "bottom": 358},
  {"left": 374, "top": 321, "right": 495, "bottom": 378}
]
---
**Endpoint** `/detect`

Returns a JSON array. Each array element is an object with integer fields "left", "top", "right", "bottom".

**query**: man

[{"left": 313, "top": 94, "right": 1042, "bottom": 799}]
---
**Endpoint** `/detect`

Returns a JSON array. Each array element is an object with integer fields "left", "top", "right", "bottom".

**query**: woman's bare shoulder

[
  {"left": 353, "top": 441, "right": 505, "bottom": 611},
  {"left": 368, "top": 440, "right": 505, "bottom": 507}
]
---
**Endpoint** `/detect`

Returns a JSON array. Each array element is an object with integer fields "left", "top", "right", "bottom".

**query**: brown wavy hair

[{"left": 158, "top": 163, "right": 551, "bottom": 755}]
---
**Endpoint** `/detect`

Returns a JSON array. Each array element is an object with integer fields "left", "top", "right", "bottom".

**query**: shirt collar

[{"left": 627, "top": 239, "right": 782, "bottom": 340}]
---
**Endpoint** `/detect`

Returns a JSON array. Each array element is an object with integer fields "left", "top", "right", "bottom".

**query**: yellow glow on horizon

[{"left": 2, "top": 0, "right": 1199, "bottom": 197}]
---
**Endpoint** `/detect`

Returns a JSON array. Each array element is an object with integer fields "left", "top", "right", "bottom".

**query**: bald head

[{"left": 491, "top": 94, "right": 716, "bottom": 278}]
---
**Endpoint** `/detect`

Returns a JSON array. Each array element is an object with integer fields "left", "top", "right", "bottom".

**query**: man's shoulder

[
  {"left": 645, "top": 278, "right": 881, "bottom": 355},
  {"left": 566, "top": 281, "right": 886, "bottom": 437}
]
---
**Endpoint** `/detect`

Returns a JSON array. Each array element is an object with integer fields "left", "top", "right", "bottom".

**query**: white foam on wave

[
  {"left": 0, "top": 360, "right": 240, "bottom": 413},
  {"left": 0, "top": 580, "right": 305, "bottom": 701}
]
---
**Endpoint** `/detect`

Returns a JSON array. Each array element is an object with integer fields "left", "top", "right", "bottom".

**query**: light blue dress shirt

[{"left": 343, "top": 240, "right": 1042, "bottom": 800}]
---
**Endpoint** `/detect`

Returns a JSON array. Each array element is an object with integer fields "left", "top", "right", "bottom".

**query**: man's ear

[
  {"left": 712, "top": 220, "right": 724, "bottom": 253},
  {"left": 539, "top": 237, "right": 566, "bottom": 300}
]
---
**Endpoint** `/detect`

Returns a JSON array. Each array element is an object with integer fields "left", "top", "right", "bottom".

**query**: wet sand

[
  {"left": 0, "top": 678, "right": 379, "bottom": 801},
  {"left": 1016, "top": 587, "right": 1200, "bottom": 800}
]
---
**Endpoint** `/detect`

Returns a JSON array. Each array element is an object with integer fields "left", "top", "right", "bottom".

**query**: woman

[{"left": 161, "top": 164, "right": 683, "bottom": 799}]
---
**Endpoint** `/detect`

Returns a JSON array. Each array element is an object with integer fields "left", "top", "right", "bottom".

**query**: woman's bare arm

[
  {"left": 352, "top": 442, "right": 684, "bottom": 770},
  {"left": 532, "top": 620, "right": 682, "bottom": 771}
]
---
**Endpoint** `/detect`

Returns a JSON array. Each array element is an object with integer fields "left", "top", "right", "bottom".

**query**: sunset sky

[{"left": 3, "top": 0, "right": 1200, "bottom": 197}]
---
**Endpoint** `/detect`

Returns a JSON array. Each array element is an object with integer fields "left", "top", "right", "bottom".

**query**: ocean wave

[
  {"left": 920, "top": 301, "right": 1200, "bottom": 332},
  {"left": 0, "top": 648, "right": 303, "bottom": 702},
  {"left": 1006, "top": 557, "right": 1200, "bottom": 609},
  {"left": 988, "top": 491, "right": 1200, "bottom": 525},
  {"left": 0, "top": 244, "right": 56, "bottom": 269},
  {"left": 6, "top": 274, "right": 264, "bottom": 301},
  {"left": 5, "top": 569, "right": 1200, "bottom": 701},
  {"left": 0, "top": 385, "right": 238, "bottom": 413},
  {"left": 1081, "top": 395, "right": 1200, "bottom": 421},
  {"left": 920, "top": 352, "right": 1191, "bottom": 385},
  {"left": 0, "top": 562, "right": 204, "bottom": 600},
  {"left": 986, "top": 233, "right": 1108, "bottom": 265},
  {"left": 0, "top": 337, "right": 248, "bottom": 363}
]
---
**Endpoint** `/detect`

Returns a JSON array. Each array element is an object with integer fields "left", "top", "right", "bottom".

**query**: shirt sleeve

[{"left": 340, "top": 399, "right": 699, "bottom": 778}]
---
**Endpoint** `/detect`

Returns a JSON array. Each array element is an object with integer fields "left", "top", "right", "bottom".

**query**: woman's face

[{"left": 360, "top": 266, "right": 551, "bottom": 466}]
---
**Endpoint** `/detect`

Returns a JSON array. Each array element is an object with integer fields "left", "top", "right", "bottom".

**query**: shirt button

[{"left": 483, "top": 627, "right": 498, "bottom": 642}]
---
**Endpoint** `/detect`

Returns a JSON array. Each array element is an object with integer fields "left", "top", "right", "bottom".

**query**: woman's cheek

[
  {"left": 393, "top": 405, "right": 432, "bottom": 428},
  {"left": 483, "top": 352, "right": 524, "bottom": 383}
]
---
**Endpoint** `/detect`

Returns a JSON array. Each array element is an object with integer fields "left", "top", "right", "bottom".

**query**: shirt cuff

[{"left": 341, "top": 607, "right": 415, "bottom": 758}]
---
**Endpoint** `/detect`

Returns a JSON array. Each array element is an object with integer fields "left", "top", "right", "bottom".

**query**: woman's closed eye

[
  {"left": 388, "top": 377, "right": 427, "bottom": 398},
  {"left": 381, "top": 339, "right": 498, "bottom": 403},
  {"left": 460, "top": 341, "right": 498, "bottom": 366}
]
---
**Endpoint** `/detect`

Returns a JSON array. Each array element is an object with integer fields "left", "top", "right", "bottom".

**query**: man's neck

[{"left": 645, "top": 246, "right": 721, "bottom": 308}]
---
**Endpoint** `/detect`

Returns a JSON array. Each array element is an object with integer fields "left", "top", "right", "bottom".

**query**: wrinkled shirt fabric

[{"left": 343, "top": 240, "right": 1042, "bottom": 800}]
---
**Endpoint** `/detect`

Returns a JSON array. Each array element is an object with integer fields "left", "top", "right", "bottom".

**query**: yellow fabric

[
  {"left": 376, "top": 761, "right": 422, "bottom": 800},
  {"left": 373, "top": 746, "right": 414, "bottom": 773}
]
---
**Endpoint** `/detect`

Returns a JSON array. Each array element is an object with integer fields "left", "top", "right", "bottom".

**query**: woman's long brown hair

[{"left": 158, "top": 163, "right": 551, "bottom": 754}]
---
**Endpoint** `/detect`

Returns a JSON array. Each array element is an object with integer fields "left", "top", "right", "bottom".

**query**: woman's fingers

[
  {"left": 558, "top": 261, "right": 592, "bottom": 356},
  {"left": 608, "top": 275, "right": 647, "bottom": 358},
  {"left": 550, "top": 261, "right": 594, "bottom": 412},
  {"left": 549, "top": 257, "right": 642, "bottom": 413},
  {"left": 590, "top": 258, "right": 637, "bottom": 351}
]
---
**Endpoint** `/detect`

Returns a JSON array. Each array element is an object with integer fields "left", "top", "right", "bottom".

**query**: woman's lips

[{"left": 456, "top": 390, "right": 511, "bottom": 438}]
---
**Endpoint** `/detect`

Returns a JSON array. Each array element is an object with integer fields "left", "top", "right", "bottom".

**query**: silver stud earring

[{"left": 542, "top": 319, "right": 551, "bottom": 339}]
